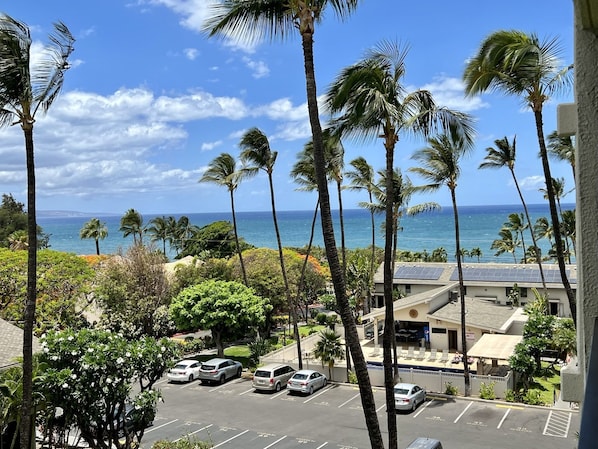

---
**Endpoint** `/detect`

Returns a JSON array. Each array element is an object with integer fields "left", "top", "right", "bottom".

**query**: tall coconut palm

[
  {"left": 200, "top": 153, "right": 248, "bottom": 285},
  {"left": 325, "top": 40, "right": 474, "bottom": 446},
  {"left": 119, "top": 208, "right": 144, "bottom": 245},
  {"left": 491, "top": 227, "right": 520, "bottom": 262},
  {"left": 346, "top": 156, "right": 376, "bottom": 314},
  {"left": 0, "top": 15, "right": 75, "bottom": 449},
  {"left": 146, "top": 216, "right": 170, "bottom": 256},
  {"left": 540, "top": 177, "right": 574, "bottom": 262},
  {"left": 79, "top": 218, "right": 108, "bottom": 256},
  {"left": 410, "top": 131, "right": 475, "bottom": 397},
  {"left": 505, "top": 213, "right": 528, "bottom": 263},
  {"left": 463, "top": 30, "right": 575, "bottom": 322},
  {"left": 547, "top": 130, "right": 575, "bottom": 181},
  {"left": 239, "top": 127, "right": 303, "bottom": 368},
  {"left": 203, "top": 3, "right": 384, "bottom": 446},
  {"left": 479, "top": 136, "right": 547, "bottom": 284}
]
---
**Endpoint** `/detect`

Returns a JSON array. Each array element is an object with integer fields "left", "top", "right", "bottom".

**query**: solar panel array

[
  {"left": 448, "top": 267, "right": 576, "bottom": 284},
  {"left": 394, "top": 266, "right": 444, "bottom": 280}
]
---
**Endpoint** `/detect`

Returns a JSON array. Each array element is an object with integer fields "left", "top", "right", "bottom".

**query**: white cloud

[
  {"left": 242, "top": 56, "right": 270, "bottom": 79},
  {"left": 420, "top": 75, "right": 488, "bottom": 112},
  {"left": 200, "top": 140, "right": 222, "bottom": 151},
  {"left": 183, "top": 48, "right": 199, "bottom": 60},
  {"left": 519, "top": 175, "right": 546, "bottom": 190}
]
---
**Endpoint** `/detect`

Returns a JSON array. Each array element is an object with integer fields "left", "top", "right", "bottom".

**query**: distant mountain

[{"left": 37, "top": 210, "right": 117, "bottom": 218}]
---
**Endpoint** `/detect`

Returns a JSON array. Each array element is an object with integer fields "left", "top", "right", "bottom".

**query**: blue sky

[{"left": 0, "top": 1, "right": 575, "bottom": 215}]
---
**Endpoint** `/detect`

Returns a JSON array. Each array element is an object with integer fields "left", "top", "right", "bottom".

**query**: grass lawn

[
  {"left": 298, "top": 324, "right": 325, "bottom": 338},
  {"left": 224, "top": 345, "right": 251, "bottom": 358},
  {"left": 529, "top": 362, "right": 561, "bottom": 405}
]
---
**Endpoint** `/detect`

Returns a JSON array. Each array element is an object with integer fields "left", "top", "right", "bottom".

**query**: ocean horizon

[{"left": 37, "top": 203, "right": 575, "bottom": 264}]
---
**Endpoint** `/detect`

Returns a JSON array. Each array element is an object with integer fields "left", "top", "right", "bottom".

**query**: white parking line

[
  {"left": 208, "top": 383, "right": 229, "bottom": 393},
  {"left": 180, "top": 380, "right": 199, "bottom": 389},
  {"left": 303, "top": 386, "right": 331, "bottom": 403},
  {"left": 497, "top": 408, "right": 511, "bottom": 429},
  {"left": 454, "top": 401, "right": 474, "bottom": 423},
  {"left": 263, "top": 436, "right": 286, "bottom": 448},
  {"left": 315, "top": 442, "right": 328, "bottom": 448},
  {"left": 144, "top": 419, "right": 178, "bottom": 433},
  {"left": 413, "top": 399, "right": 432, "bottom": 417},
  {"left": 337, "top": 393, "right": 360, "bottom": 409},
  {"left": 239, "top": 387, "right": 255, "bottom": 396},
  {"left": 213, "top": 429, "right": 249, "bottom": 447},
  {"left": 270, "top": 389, "right": 289, "bottom": 400},
  {"left": 174, "top": 424, "right": 212, "bottom": 441}
]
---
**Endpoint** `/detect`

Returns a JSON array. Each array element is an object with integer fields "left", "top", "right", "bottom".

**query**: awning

[{"left": 467, "top": 334, "right": 523, "bottom": 360}]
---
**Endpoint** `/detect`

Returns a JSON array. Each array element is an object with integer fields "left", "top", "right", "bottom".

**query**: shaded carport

[{"left": 468, "top": 334, "right": 522, "bottom": 375}]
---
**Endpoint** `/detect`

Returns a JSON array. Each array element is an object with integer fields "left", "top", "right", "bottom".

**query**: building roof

[
  {"left": 468, "top": 334, "right": 523, "bottom": 360},
  {"left": 0, "top": 318, "right": 41, "bottom": 370},
  {"left": 375, "top": 262, "right": 577, "bottom": 288},
  {"left": 428, "top": 298, "right": 527, "bottom": 333}
]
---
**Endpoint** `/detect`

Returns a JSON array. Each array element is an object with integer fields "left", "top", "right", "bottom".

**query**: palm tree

[
  {"left": 146, "top": 216, "right": 169, "bottom": 256},
  {"left": 561, "top": 209, "right": 576, "bottom": 263},
  {"left": 534, "top": 216, "right": 554, "bottom": 249},
  {"left": 325, "top": 40, "right": 474, "bottom": 445},
  {"left": 505, "top": 213, "right": 528, "bottom": 263},
  {"left": 313, "top": 329, "right": 345, "bottom": 381},
  {"left": 79, "top": 218, "right": 108, "bottom": 255},
  {"left": 0, "top": 15, "right": 75, "bottom": 449},
  {"left": 479, "top": 136, "right": 547, "bottom": 284},
  {"left": 203, "top": 4, "right": 384, "bottom": 447},
  {"left": 409, "top": 131, "right": 475, "bottom": 397},
  {"left": 470, "top": 247, "right": 482, "bottom": 262},
  {"left": 463, "top": 30, "right": 575, "bottom": 322},
  {"left": 540, "top": 177, "right": 573, "bottom": 262},
  {"left": 346, "top": 156, "right": 376, "bottom": 314},
  {"left": 119, "top": 208, "right": 144, "bottom": 245},
  {"left": 491, "top": 228, "right": 519, "bottom": 262},
  {"left": 547, "top": 130, "right": 575, "bottom": 181},
  {"left": 200, "top": 153, "right": 248, "bottom": 285},
  {"left": 8, "top": 230, "right": 28, "bottom": 251},
  {"left": 239, "top": 127, "right": 303, "bottom": 368}
]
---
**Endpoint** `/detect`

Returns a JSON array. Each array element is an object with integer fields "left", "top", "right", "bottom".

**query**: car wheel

[
  {"left": 322, "top": 378, "right": 327, "bottom": 388},
  {"left": 275, "top": 382, "right": 281, "bottom": 392},
  {"left": 188, "top": 374, "right": 194, "bottom": 382},
  {"left": 309, "top": 386, "right": 314, "bottom": 395},
  {"left": 412, "top": 401, "right": 417, "bottom": 411},
  {"left": 220, "top": 374, "right": 226, "bottom": 384},
  {"left": 237, "top": 367, "right": 242, "bottom": 378}
]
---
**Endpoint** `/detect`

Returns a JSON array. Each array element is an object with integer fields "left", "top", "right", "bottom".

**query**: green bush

[
  {"left": 504, "top": 389, "right": 517, "bottom": 402},
  {"left": 347, "top": 370, "right": 358, "bottom": 384},
  {"left": 181, "top": 338, "right": 204, "bottom": 355},
  {"left": 479, "top": 381, "right": 496, "bottom": 400},
  {"left": 522, "top": 389, "right": 544, "bottom": 406},
  {"left": 248, "top": 337, "right": 272, "bottom": 368},
  {"left": 152, "top": 436, "right": 212, "bottom": 449},
  {"left": 315, "top": 313, "right": 328, "bottom": 325},
  {"left": 444, "top": 382, "right": 459, "bottom": 396}
]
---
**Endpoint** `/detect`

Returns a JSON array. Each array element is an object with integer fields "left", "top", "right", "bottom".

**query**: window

[
  {"left": 549, "top": 301, "right": 560, "bottom": 316},
  {"left": 405, "top": 284, "right": 411, "bottom": 294}
]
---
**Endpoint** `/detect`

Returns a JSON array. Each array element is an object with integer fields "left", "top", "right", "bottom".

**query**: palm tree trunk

[
  {"left": 21, "top": 125, "right": 37, "bottom": 449},
  {"left": 296, "top": 200, "right": 320, "bottom": 323},
  {"left": 229, "top": 190, "right": 248, "bottom": 285},
  {"left": 367, "top": 190, "right": 376, "bottom": 315},
  {"left": 534, "top": 110, "right": 576, "bottom": 322},
  {"left": 510, "top": 169, "right": 548, "bottom": 292},
  {"left": 95, "top": 239, "right": 100, "bottom": 256},
  {"left": 383, "top": 139, "right": 398, "bottom": 449},
  {"left": 451, "top": 188, "right": 471, "bottom": 397},
  {"left": 267, "top": 173, "right": 302, "bottom": 369},
  {"left": 300, "top": 32, "right": 384, "bottom": 449},
  {"left": 337, "top": 181, "right": 346, "bottom": 276}
]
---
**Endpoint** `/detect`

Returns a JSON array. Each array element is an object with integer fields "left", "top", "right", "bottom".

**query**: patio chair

[
  {"left": 406, "top": 347, "right": 415, "bottom": 359},
  {"left": 416, "top": 347, "right": 426, "bottom": 360},
  {"left": 428, "top": 348, "right": 437, "bottom": 361},
  {"left": 439, "top": 349, "right": 449, "bottom": 364}
]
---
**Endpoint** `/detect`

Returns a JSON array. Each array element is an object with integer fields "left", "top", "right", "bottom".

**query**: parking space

[{"left": 149, "top": 376, "right": 579, "bottom": 448}]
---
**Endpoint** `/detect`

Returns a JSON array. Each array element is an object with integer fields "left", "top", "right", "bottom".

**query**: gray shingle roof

[{"left": 0, "top": 318, "right": 41, "bottom": 370}]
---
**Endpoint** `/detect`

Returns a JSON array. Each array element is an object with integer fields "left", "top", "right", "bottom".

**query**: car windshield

[
  {"left": 173, "top": 364, "right": 188, "bottom": 370},
  {"left": 254, "top": 370, "right": 270, "bottom": 378},
  {"left": 394, "top": 388, "right": 409, "bottom": 395},
  {"left": 293, "top": 374, "right": 308, "bottom": 380}
]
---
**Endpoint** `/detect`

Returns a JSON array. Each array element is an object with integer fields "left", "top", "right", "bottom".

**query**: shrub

[
  {"left": 444, "top": 382, "right": 459, "bottom": 396},
  {"left": 347, "top": 370, "right": 358, "bottom": 384},
  {"left": 248, "top": 337, "right": 272, "bottom": 368},
  {"left": 479, "top": 381, "right": 496, "bottom": 400},
  {"left": 522, "top": 389, "right": 544, "bottom": 406},
  {"left": 315, "top": 313, "right": 328, "bottom": 325},
  {"left": 181, "top": 338, "right": 204, "bottom": 355},
  {"left": 152, "top": 436, "right": 212, "bottom": 449},
  {"left": 504, "top": 389, "right": 517, "bottom": 402}
]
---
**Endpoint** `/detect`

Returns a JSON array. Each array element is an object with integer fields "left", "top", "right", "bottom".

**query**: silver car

[
  {"left": 198, "top": 358, "right": 243, "bottom": 384},
  {"left": 394, "top": 382, "right": 426, "bottom": 412},
  {"left": 252, "top": 363, "right": 295, "bottom": 392},
  {"left": 287, "top": 369, "right": 327, "bottom": 395},
  {"left": 167, "top": 359, "right": 201, "bottom": 383}
]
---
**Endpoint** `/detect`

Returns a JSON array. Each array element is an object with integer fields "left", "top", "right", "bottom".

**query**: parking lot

[{"left": 140, "top": 375, "right": 580, "bottom": 449}]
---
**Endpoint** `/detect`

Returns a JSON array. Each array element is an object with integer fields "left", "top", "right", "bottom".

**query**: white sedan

[
  {"left": 167, "top": 359, "right": 201, "bottom": 383},
  {"left": 394, "top": 382, "right": 426, "bottom": 412},
  {"left": 287, "top": 369, "right": 327, "bottom": 395}
]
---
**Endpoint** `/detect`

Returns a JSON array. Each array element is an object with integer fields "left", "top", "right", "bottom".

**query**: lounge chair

[
  {"left": 416, "top": 347, "right": 426, "bottom": 360},
  {"left": 428, "top": 348, "right": 437, "bottom": 361},
  {"left": 439, "top": 349, "right": 449, "bottom": 364},
  {"left": 406, "top": 347, "right": 415, "bottom": 359}
]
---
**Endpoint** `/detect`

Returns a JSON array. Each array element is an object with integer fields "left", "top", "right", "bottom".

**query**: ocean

[{"left": 36, "top": 203, "right": 574, "bottom": 264}]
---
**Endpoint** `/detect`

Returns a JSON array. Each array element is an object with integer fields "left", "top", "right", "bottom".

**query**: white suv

[{"left": 252, "top": 364, "right": 295, "bottom": 392}]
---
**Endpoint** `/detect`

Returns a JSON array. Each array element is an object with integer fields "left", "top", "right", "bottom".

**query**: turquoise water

[{"left": 37, "top": 203, "right": 574, "bottom": 263}]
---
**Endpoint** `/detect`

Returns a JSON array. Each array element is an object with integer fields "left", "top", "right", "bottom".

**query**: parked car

[
  {"left": 198, "top": 358, "right": 243, "bottom": 384},
  {"left": 394, "top": 382, "right": 426, "bottom": 412},
  {"left": 252, "top": 363, "right": 295, "bottom": 392},
  {"left": 287, "top": 369, "right": 327, "bottom": 395},
  {"left": 405, "top": 437, "right": 443, "bottom": 449},
  {"left": 167, "top": 359, "right": 201, "bottom": 383}
]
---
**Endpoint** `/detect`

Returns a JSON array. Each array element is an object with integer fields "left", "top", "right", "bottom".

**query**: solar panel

[
  {"left": 394, "top": 266, "right": 444, "bottom": 280},
  {"left": 448, "top": 267, "right": 575, "bottom": 284}
]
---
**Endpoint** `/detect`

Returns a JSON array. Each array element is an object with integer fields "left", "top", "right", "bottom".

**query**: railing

[{"left": 578, "top": 318, "right": 598, "bottom": 448}]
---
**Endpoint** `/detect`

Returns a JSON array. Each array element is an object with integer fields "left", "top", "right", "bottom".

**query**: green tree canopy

[
  {"left": 0, "top": 249, "right": 93, "bottom": 334},
  {"left": 169, "top": 279, "right": 271, "bottom": 357},
  {"left": 94, "top": 244, "right": 173, "bottom": 338},
  {"left": 179, "top": 220, "right": 252, "bottom": 259}
]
